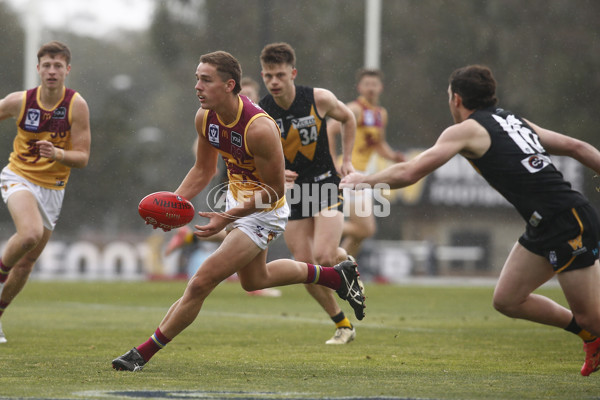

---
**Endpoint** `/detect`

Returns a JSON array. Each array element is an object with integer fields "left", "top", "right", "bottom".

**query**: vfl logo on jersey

[
  {"left": 208, "top": 124, "right": 220, "bottom": 147},
  {"left": 364, "top": 110, "right": 376, "bottom": 126},
  {"left": 520, "top": 154, "right": 552, "bottom": 174},
  {"left": 52, "top": 107, "right": 67, "bottom": 119},
  {"left": 231, "top": 131, "right": 242, "bottom": 147},
  {"left": 275, "top": 118, "right": 285, "bottom": 138},
  {"left": 24, "top": 108, "right": 41, "bottom": 131}
]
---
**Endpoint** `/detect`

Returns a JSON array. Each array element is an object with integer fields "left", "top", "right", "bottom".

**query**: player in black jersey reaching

[
  {"left": 259, "top": 43, "right": 362, "bottom": 344},
  {"left": 342, "top": 65, "right": 600, "bottom": 375}
]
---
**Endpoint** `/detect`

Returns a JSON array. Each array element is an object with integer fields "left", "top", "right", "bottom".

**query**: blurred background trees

[{"left": 0, "top": 0, "right": 598, "bottom": 239}]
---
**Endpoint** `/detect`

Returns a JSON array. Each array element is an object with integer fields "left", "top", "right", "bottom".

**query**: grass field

[{"left": 0, "top": 280, "right": 598, "bottom": 400}]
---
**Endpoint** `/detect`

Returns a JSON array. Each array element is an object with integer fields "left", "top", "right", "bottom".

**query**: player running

[
  {"left": 259, "top": 43, "right": 359, "bottom": 344},
  {"left": 342, "top": 65, "right": 600, "bottom": 376},
  {"left": 0, "top": 41, "right": 91, "bottom": 343},
  {"left": 112, "top": 51, "right": 365, "bottom": 371},
  {"left": 328, "top": 68, "right": 404, "bottom": 258}
]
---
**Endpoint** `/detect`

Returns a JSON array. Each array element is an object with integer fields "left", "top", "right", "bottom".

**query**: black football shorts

[{"left": 519, "top": 203, "right": 600, "bottom": 273}]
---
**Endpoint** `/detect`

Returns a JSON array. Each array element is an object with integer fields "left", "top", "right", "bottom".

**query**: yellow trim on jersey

[
  {"left": 9, "top": 87, "right": 76, "bottom": 189},
  {"left": 36, "top": 86, "right": 67, "bottom": 111},
  {"left": 200, "top": 109, "right": 209, "bottom": 138},
  {"left": 17, "top": 91, "right": 27, "bottom": 122},
  {"left": 68, "top": 92, "right": 79, "bottom": 125},
  {"left": 216, "top": 96, "right": 244, "bottom": 128},
  {"left": 243, "top": 113, "right": 279, "bottom": 158}
]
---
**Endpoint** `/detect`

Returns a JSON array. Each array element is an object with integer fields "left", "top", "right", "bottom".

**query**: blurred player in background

[
  {"left": 112, "top": 51, "right": 365, "bottom": 371},
  {"left": 259, "top": 42, "right": 359, "bottom": 344},
  {"left": 342, "top": 64, "right": 600, "bottom": 376},
  {"left": 329, "top": 68, "right": 404, "bottom": 258},
  {"left": 0, "top": 41, "right": 91, "bottom": 343},
  {"left": 240, "top": 76, "right": 261, "bottom": 103}
]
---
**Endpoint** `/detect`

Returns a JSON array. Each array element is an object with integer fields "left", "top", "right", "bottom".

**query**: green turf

[{"left": 0, "top": 280, "right": 598, "bottom": 399}]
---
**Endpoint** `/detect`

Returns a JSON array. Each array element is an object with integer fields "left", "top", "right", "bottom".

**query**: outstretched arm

[
  {"left": 527, "top": 120, "right": 600, "bottom": 175},
  {"left": 342, "top": 120, "right": 485, "bottom": 189}
]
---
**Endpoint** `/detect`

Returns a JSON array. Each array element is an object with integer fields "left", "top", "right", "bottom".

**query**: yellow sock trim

[
  {"left": 335, "top": 317, "right": 352, "bottom": 330},
  {"left": 579, "top": 330, "right": 597, "bottom": 342}
]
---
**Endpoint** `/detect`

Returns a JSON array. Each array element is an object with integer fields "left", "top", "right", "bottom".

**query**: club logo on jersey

[
  {"left": 24, "top": 109, "right": 41, "bottom": 131},
  {"left": 568, "top": 234, "right": 587, "bottom": 256},
  {"left": 231, "top": 131, "right": 242, "bottom": 147},
  {"left": 520, "top": 154, "right": 551, "bottom": 173},
  {"left": 52, "top": 107, "right": 67, "bottom": 119},
  {"left": 208, "top": 124, "right": 220, "bottom": 147}
]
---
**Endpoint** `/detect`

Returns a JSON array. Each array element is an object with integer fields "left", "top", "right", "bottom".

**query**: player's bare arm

[
  {"left": 341, "top": 119, "right": 488, "bottom": 189},
  {"left": 526, "top": 119, "right": 600, "bottom": 174},
  {"left": 0, "top": 91, "right": 24, "bottom": 121},
  {"left": 235, "top": 116, "right": 286, "bottom": 213},
  {"left": 175, "top": 109, "right": 219, "bottom": 201},
  {"left": 37, "top": 95, "right": 91, "bottom": 168},
  {"left": 314, "top": 88, "right": 356, "bottom": 176},
  {"left": 326, "top": 119, "right": 342, "bottom": 171}
]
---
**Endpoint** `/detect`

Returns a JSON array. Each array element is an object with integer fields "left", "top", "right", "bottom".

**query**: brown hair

[
  {"left": 260, "top": 42, "right": 296, "bottom": 67},
  {"left": 356, "top": 68, "right": 384, "bottom": 83},
  {"left": 37, "top": 41, "right": 71, "bottom": 65},
  {"left": 199, "top": 51, "right": 242, "bottom": 94},
  {"left": 449, "top": 65, "right": 498, "bottom": 110}
]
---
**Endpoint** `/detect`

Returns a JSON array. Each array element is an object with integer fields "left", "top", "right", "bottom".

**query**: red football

[{"left": 138, "top": 191, "right": 195, "bottom": 231}]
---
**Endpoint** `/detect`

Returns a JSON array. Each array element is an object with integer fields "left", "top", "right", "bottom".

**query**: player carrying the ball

[
  {"left": 341, "top": 65, "right": 600, "bottom": 376},
  {"left": 0, "top": 41, "right": 91, "bottom": 344},
  {"left": 112, "top": 51, "right": 366, "bottom": 372}
]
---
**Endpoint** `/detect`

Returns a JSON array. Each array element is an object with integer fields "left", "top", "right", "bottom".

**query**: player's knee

[
  {"left": 492, "top": 294, "right": 515, "bottom": 316},
  {"left": 17, "top": 230, "right": 44, "bottom": 253},
  {"left": 186, "top": 274, "right": 219, "bottom": 299},
  {"left": 239, "top": 278, "right": 262, "bottom": 292}
]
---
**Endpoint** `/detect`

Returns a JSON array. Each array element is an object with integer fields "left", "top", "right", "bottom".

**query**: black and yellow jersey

[
  {"left": 467, "top": 107, "right": 586, "bottom": 225},
  {"left": 260, "top": 85, "right": 339, "bottom": 185}
]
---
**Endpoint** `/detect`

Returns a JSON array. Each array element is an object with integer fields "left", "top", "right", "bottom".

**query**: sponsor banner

[{"left": 0, "top": 239, "right": 180, "bottom": 281}]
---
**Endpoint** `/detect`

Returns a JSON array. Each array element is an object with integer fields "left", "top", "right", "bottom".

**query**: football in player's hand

[{"left": 138, "top": 191, "right": 195, "bottom": 232}]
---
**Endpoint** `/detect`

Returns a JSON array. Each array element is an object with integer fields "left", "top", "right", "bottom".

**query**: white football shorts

[
  {"left": 1, "top": 167, "right": 64, "bottom": 230},
  {"left": 225, "top": 189, "right": 289, "bottom": 250}
]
